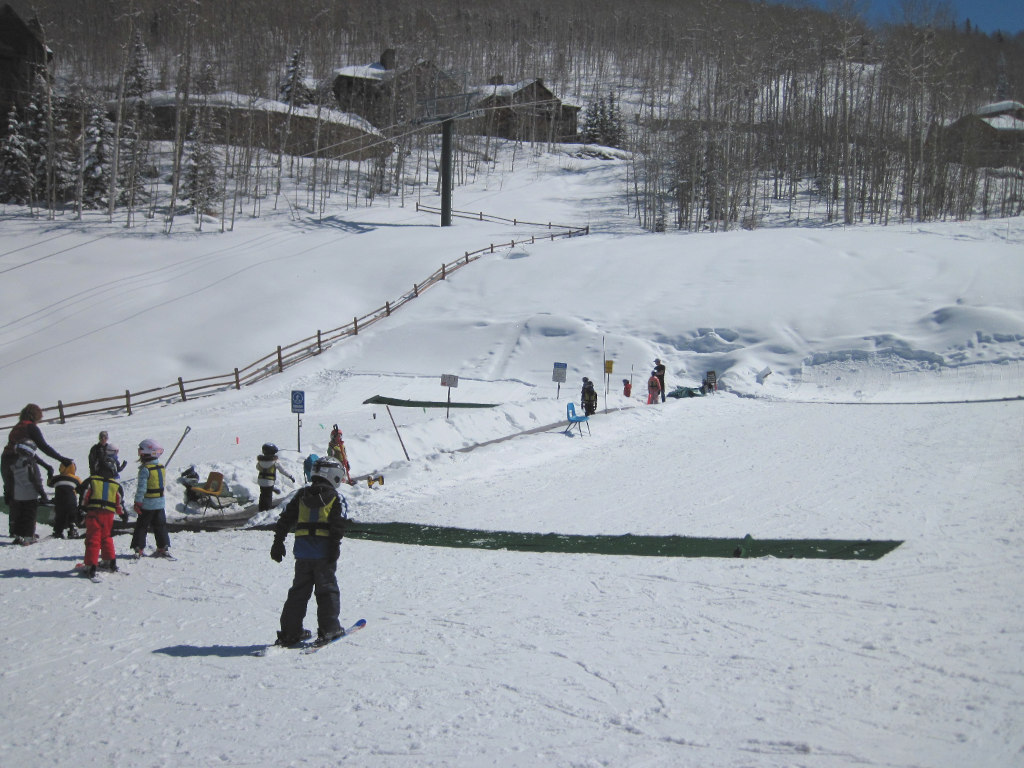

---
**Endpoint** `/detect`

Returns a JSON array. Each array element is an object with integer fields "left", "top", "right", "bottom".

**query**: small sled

[
  {"left": 178, "top": 467, "right": 241, "bottom": 513},
  {"left": 366, "top": 475, "right": 384, "bottom": 488}
]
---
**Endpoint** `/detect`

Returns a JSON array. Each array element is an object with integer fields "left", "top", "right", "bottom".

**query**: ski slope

[{"left": 1, "top": 142, "right": 1023, "bottom": 767}]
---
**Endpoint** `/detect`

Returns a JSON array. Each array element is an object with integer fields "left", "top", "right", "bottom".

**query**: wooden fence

[{"left": 1, "top": 209, "right": 589, "bottom": 429}]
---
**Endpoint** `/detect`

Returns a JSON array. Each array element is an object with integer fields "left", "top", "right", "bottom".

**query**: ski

[{"left": 302, "top": 619, "right": 367, "bottom": 654}]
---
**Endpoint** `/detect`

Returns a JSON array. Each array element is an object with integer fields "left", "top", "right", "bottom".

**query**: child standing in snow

[
  {"left": 10, "top": 441, "right": 49, "bottom": 545},
  {"left": 270, "top": 457, "right": 350, "bottom": 647},
  {"left": 327, "top": 425, "right": 351, "bottom": 483},
  {"left": 79, "top": 451, "right": 127, "bottom": 578},
  {"left": 131, "top": 439, "right": 171, "bottom": 558},
  {"left": 257, "top": 443, "right": 294, "bottom": 512},
  {"left": 49, "top": 460, "right": 81, "bottom": 539},
  {"left": 622, "top": 378, "right": 632, "bottom": 398}
]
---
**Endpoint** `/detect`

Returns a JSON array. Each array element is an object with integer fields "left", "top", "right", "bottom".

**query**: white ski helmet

[
  {"left": 138, "top": 438, "right": 164, "bottom": 461},
  {"left": 311, "top": 457, "right": 346, "bottom": 489}
]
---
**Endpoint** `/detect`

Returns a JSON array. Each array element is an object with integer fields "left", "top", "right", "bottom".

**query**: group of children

[{"left": 3, "top": 406, "right": 173, "bottom": 579}]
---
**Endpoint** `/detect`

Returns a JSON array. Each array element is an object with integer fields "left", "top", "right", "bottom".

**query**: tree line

[{"left": 1, "top": 0, "right": 1022, "bottom": 231}]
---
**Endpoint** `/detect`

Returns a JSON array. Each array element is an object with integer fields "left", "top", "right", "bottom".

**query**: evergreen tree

[
  {"left": 81, "top": 103, "right": 113, "bottom": 209},
  {"left": 280, "top": 47, "right": 309, "bottom": 107},
  {"left": 183, "top": 106, "right": 220, "bottom": 225},
  {"left": 0, "top": 107, "right": 34, "bottom": 204},
  {"left": 581, "top": 92, "right": 625, "bottom": 148}
]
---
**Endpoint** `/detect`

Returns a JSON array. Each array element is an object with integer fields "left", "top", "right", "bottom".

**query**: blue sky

[{"left": 776, "top": 1, "right": 1024, "bottom": 35}]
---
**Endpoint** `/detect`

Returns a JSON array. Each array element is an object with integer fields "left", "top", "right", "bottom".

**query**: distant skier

[
  {"left": 257, "top": 443, "right": 294, "bottom": 512},
  {"left": 269, "top": 457, "right": 351, "bottom": 648},
  {"left": 653, "top": 358, "right": 667, "bottom": 403},
  {"left": 622, "top": 378, "right": 632, "bottom": 398},
  {"left": 581, "top": 377, "right": 598, "bottom": 416},
  {"left": 647, "top": 370, "right": 662, "bottom": 404},
  {"left": 132, "top": 439, "right": 172, "bottom": 558},
  {"left": 327, "top": 425, "right": 352, "bottom": 483}
]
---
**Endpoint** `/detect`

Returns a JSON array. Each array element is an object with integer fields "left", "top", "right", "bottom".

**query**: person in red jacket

[
  {"left": 622, "top": 378, "right": 632, "bottom": 398},
  {"left": 78, "top": 454, "right": 127, "bottom": 579},
  {"left": 647, "top": 371, "right": 662, "bottom": 404}
]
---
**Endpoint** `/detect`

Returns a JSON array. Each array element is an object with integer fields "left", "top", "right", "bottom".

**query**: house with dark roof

[
  {"left": 329, "top": 49, "right": 462, "bottom": 131},
  {"left": 467, "top": 78, "right": 579, "bottom": 142},
  {"left": 0, "top": 3, "right": 51, "bottom": 130},
  {"left": 936, "top": 101, "right": 1024, "bottom": 168}
]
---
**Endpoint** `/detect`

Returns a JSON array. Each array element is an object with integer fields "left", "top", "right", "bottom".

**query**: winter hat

[
  {"left": 654, "top": 358, "right": 661, "bottom": 364},
  {"left": 262, "top": 442, "right": 279, "bottom": 457}
]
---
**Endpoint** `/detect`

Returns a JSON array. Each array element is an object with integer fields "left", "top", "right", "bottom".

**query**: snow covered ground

[{"left": 1, "top": 143, "right": 1022, "bottom": 767}]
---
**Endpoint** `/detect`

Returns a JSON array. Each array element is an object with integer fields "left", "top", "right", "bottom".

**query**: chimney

[{"left": 380, "top": 49, "right": 396, "bottom": 70}]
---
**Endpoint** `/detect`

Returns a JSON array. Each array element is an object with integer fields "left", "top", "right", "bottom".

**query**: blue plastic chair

[{"left": 565, "top": 402, "right": 591, "bottom": 436}]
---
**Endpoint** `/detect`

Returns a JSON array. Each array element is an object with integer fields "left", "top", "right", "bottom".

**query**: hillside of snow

[{"left": 1, "top": 143, "right": 1022, "bottom": 767}]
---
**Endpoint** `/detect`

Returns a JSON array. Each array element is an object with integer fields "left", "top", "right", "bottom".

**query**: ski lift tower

[{"left": 417, "top": 91, "right": 482, "bottom": 226}]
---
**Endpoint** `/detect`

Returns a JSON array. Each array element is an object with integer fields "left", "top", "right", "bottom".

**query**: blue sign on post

[{"left": 291, "top": 390, "right": 305, "bottom": 414}]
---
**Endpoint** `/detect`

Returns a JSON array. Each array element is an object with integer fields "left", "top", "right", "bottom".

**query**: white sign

[
  {"left": 552, "top": 362, "right": 567, "bottom": 383},
  {"left": 441, "top": 374, "right": 459, "bottom": 388}
]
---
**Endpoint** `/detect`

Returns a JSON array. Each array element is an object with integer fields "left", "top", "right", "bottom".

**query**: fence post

[
  {"left": 234, "top": 368, "right": 241, "bottom": 390},
  {"left": 478, "top": 212, "right": 483, "bottom": 221},
  {"left": 442, "top": 263, "right": 446, "bottom": 280},
  {"left": 277, "top": 346, "right": 284, "bottom": 372},
  {"left": 57, "top": 400, "right": 66, "bottom": 424},
  {"left": 490, "top": 244, "right": 494, "bottom": 253},
  {"left": 386, "top": 301, "right": 391, "bottom": 317},
  {"left": 125, "top": 390, "right": 132, "bottom": 416},
  {"left": 178, "top": 377, "right": 187, "bottom": 402},
  {"left": 353, "top": 316, "right": 358, "bottom": 335},
  {"left": 317, "top": 330, "right": 322, "bottom": 354},
  {"left": 413, "top": 283, "right": 418, "bottom": 298},
  {"left": 514, "top": 218, "right": 517, "bottom": 226}
]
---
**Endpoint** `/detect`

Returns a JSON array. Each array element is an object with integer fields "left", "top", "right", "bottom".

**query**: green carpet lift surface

[{"left": 343, "top": 522, "right": 902, "bottom": 560}]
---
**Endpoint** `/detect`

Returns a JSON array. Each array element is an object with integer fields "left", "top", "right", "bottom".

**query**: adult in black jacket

[
  {"left": 3, "top": 404, "right": 70, "bottom": 508},
  {"left": 270, "top": 458, "right": 350, "bottom": 647}
]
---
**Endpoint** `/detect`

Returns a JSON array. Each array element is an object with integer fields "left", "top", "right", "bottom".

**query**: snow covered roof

[
  {"left": 332, "top": 63, "right": 392, "bottom": 82},
  {"left": 975, "top": 101, "right": 1024, "bottom": 117},
  {"left": 981, "top": 114, "right": 1024, "bottom": 132},
  {"left": 143, "top": 90, "right": 382, "bottom": 135}
]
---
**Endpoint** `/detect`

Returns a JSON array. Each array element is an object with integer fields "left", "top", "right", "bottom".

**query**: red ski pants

[{"left": 84, "top": 512, "right": 116, "bottom": 566}]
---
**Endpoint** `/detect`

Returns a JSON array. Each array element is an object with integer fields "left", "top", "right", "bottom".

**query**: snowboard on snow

[{"left": 254, "top": 619, "right": 366, "bottom": 656}]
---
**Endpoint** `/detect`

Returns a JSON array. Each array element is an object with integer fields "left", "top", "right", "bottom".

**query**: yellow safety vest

[
  {"left": 85, "top": 476, "right": 122, "bottom": 513},
  {"left": 295, "top": 496, "right": 335, "bottom": 538},
  {"left": 144, "top": 462, "right": 165, "bottom": 498}
]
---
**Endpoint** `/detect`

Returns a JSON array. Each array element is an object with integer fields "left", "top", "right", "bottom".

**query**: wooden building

[
  {"left": 330, "top": 50, "right": 461, "bottom": 131},
  {"left": 0, "top": 3, "right": 50, "bottom": 131},
  {"left": 468, "top": 78, "right": 579, "bottom": 143},
  {"left": 144, "top": 92, "right": 391, "bottom": 162},
  {"left": 936, "top": 101, "right": 1024, "bottom": 169}
]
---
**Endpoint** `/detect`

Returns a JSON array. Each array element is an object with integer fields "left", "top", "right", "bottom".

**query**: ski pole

[{"left": 164, "top": 426, "right": 191, "bottom": 470}]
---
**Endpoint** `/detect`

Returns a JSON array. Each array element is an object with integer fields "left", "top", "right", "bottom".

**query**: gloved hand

[
  {"left": 327, "top": 540, "right": 340, "bottom": 562},
  {"left": 119, "top": 510, "right": 128, "bottom": 522},
  {"left": 270, "top": 539, "right": 286, "bottom": 563},
  {"left": 39, "top": 493, "right": 49, "bottom": 505},
  {"left": 134, "top": 502, "right": 143, "bottom": 514},
  {"left": 59, "top": 456, "right": 73, "bottom": 468}
]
